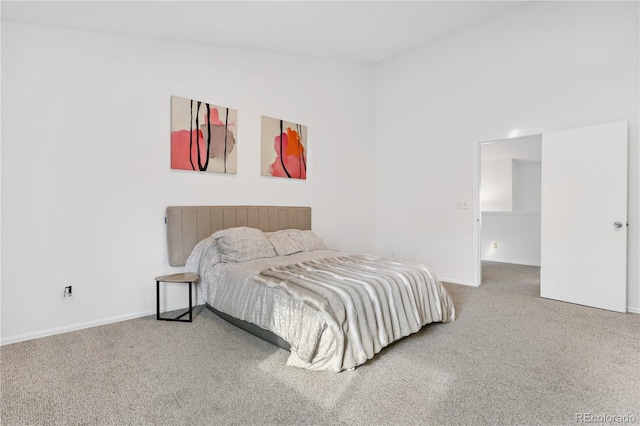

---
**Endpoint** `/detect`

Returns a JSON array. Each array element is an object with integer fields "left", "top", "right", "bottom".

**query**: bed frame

[{"left": 165, "top": 205, "right": 312, "bottom": 351}]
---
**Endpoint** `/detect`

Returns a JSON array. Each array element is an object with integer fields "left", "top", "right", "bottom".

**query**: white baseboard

[
  {"left": 481, "top": 258, "right": 541, "bottom": 267},
  {"left": 439, "top": 277, "right": 477, "bottom": 287},
  {"left": 3, "top": 297, "right": 635, "bottom": 345},
  {"left": 0, "top": 301, "right": 205, "bottom": 346}
]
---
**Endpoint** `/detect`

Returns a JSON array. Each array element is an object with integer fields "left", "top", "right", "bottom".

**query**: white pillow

[
  {"left": 267, "top": 231, "right": 305, "bottom": 256},
  {"left": 213, "top": 227, "right": 277, "bottom": 262},
  {"left": 287, "top": 230, "right": 329, "bottom": 251}
]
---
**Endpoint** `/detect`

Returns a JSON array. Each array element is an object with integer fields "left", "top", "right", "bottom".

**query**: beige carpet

[{"left": 2, "top": 262, "right": 639, "bottom": 425}]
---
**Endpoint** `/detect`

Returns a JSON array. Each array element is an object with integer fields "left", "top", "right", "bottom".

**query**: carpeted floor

[{"left": 2, "top": 262, "right": 639, "bottom": 425}]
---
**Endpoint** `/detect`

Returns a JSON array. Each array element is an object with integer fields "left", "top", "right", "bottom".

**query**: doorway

[
  {"left": 476, "top": 134, "right": 542, "bottom": 285},
  {"left": 472, "top": 122, "right": 628, "bottom": 312}
]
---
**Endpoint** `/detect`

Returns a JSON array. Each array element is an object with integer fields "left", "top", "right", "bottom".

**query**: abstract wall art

[
  {"left": 171, "top": 95, "right": 238, "bottom": 174},
  {"left": 260, "top": 116, "right": 307, "bottom": 179}
]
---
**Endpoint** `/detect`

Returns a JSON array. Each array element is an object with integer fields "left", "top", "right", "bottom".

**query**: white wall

[
  {"left": 1, "top": 22, "right": 376, "bottom": 343},
  {"left": 481, "top": 136, "right": 542, "bottom": 212},
  {"left": 3, "top": 1, "right": 639, "bottom": 344},
  {"left": 375, "top": 1, "right": 639, "bottom": 313},
  {"left": 0, "top": 14, "right": 3, "bottom": 339},
  {"left": 481, "top": 212, "right": 541, "bottom": 266},
  {"left": 480, "top": 159, "right": 513, "bottom": 211},
  {"left": 512, "top": 160, "right": 541, "bottom": 212}
]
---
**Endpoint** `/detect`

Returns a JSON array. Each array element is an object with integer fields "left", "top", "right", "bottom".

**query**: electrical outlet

[
  {"left": 492, "top": 242, "right": 498, "bottom": 249},
  {"left": 64, "top": 286, "right": 73, "bottom": 298}
]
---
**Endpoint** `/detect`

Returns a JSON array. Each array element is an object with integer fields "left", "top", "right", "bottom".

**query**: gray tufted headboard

[{"left": 165, "top": 206, "right": 312, "bottom": 267}]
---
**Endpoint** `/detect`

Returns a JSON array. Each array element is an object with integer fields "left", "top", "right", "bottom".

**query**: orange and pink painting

[
  {"left": 261, "top": 116, "right": 307, "bottom": 179},
  {"left": 171, "top": 95, "right": 238, "bottom": 174}
]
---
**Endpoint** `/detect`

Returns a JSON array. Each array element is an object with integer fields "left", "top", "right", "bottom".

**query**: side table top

[{"left": 155, "top": 272, "right": 200, "bottom": 283}]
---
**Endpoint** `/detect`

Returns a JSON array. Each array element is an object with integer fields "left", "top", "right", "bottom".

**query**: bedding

[{"left": 187, "top": 229, "right": 455, "bottom": 372}]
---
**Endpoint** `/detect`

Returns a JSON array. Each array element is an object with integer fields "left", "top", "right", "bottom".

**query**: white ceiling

[{"left": 1, "top": 1, "right": 530, "bottom": 63}]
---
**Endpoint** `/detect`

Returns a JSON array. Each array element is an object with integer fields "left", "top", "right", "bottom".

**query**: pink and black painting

[
  {"left": 261, "top": 116, "right": 307, "bottom": 179},
  {"left": 171, "top": 95, "right": 238, "bottom": 174}
]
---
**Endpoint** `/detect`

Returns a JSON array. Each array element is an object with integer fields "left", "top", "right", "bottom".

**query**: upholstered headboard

[{"left": 166, "top": 206, "right": 312, "bottom": 266}]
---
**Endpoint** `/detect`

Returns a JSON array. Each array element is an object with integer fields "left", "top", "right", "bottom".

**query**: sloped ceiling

[{"left": 1, "top": 1, "right": 530, "bottom": 63}]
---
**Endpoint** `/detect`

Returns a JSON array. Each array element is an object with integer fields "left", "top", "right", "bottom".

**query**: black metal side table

[{"left": 154, "top": 273, "right": 200, "bottom": 322}]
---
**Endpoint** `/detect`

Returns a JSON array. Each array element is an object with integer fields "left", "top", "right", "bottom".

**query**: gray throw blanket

[{"left": 255, "top": 254, "right": 455, "bottom": 372}]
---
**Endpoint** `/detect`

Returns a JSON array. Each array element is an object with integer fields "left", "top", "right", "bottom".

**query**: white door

[{"left": 541, "top": 121, "right": 627, "bottom": 312}]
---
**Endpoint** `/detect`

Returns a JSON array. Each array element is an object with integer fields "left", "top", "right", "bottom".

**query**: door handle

[{"left": 614, "top": 221, "right": 623, "bottom": 228}]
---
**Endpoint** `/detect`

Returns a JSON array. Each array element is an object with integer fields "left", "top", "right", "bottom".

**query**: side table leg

[
  {"left": 189, "top": 281, "right": 193, "bottom": 322},
  {"left": 156, "top": 281, "right": 160, "bottom": 320}
]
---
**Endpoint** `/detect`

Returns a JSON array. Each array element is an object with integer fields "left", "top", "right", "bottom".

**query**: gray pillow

[{"left": 213, "top": 227, "right": 277, "bottom": 262}]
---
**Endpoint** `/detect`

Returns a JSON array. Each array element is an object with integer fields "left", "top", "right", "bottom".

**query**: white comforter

[{"left": 195, "top": 250, "right": 455, "bottom": 372}]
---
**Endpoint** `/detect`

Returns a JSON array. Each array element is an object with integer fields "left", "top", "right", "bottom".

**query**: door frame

[{"left": 472, "top": 128, "right": 547, "bottom": 286}]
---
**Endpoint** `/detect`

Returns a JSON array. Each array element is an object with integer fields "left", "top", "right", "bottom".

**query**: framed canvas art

[
  {"left": 171, "top": 95, "right": 238, "bottom": 174},
  {"left": 261, "top": 116, "right": 307, "bottom": 179}
]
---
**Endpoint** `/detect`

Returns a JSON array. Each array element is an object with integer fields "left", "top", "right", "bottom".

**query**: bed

[{"left": 166, "top": 205, "right": 455, "bottom": 372}]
